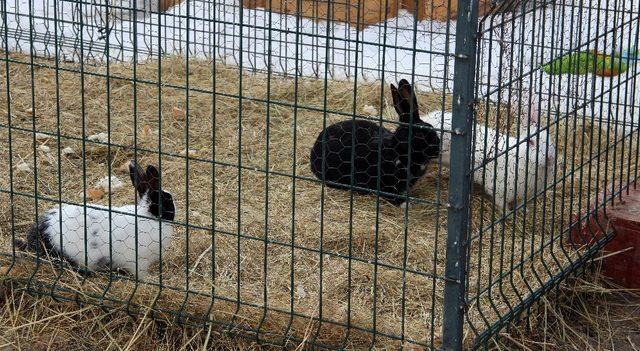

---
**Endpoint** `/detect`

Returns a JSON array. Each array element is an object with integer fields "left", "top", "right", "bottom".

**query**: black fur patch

[
  {"left": 148, "top": 190, "right": 175, "bottom": 221},
  {"left": 95, "top": 257, "right": 111, "bottom": 269},
  {"left": 25, "top": 215, "right": 79, "bottom": 267}
]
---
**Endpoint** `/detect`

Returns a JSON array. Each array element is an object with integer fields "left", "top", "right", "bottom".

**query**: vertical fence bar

[{"left": 442, "top": 0, "right": 479, "bottom": 349}]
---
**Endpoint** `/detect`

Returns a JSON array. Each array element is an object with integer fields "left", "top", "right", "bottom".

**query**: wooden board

[
  {"left": 243, "top": 0, "right": 494, "bottom": 28},
  {"left": 243, "top": 0, "right": 400, "bottom": 29},
  {"left": 403, "top": 0, "right": 494, "bottom": 22},
  {"left": 159, "top": 0, "right": 185, "bottom": 12}
]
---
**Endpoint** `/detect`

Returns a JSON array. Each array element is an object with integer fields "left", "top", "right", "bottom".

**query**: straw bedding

[{"left": 0, "top": 53, "right": 634, "bottom": 348}]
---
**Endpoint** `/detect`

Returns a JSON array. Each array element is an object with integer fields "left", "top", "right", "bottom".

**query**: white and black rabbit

[
  {"left": 310, "top": 79, "right": 440, "bottom": 206},
  {"left": 422, "top": 105, "right": 556, "bottom": 211},
  {"left": 18, "top": 160, "right": 175, "bottom": 278}
]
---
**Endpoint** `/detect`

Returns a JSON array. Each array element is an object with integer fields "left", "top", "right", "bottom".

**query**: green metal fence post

[{"left": 442, "top": 0, "right": 479, "bottom": 349}]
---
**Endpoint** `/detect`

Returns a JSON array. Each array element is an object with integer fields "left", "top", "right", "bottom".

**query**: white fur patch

[{"left": 44, "top": 201, "right": 174, "bottom": 279}]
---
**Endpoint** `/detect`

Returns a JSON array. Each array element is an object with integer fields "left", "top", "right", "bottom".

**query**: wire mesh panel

[
  {"left": 0, "top": 0, "right": 463, "bottom": 85},
  {"left": 0, "top": 0, "right": 639, "bottom": 349},
  {"left": 0, "top": 0, "right": 458, "bottom": 349},
  {"left": 468, "top": 0, "right": 640, "bottom": 348}
]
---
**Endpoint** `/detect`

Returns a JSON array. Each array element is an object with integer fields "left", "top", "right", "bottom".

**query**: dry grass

[
  {"left": 0, "top": 52, "right": 636, "bottom": 349},
  {"left": 0, "top": 279, "right": 267, "bottom": 350},
  {"left": 2, "top": 272, "right": 639, "bottom": 350},
  {"left": 493, "top": 272, "right": 640, "bottom": 351}
]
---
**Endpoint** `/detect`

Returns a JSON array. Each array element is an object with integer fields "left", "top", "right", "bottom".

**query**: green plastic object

[
  {"left": 594, "top": 54, "right": 628, "bottom": 76},
  {"left": 542, "top": 50, "right": 629, "bottom": 76},
  {"left": 541, "top": 51, "right": 597, "bottom": 75}
]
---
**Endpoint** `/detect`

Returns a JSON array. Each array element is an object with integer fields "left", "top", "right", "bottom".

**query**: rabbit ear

[
  {"left": 145, "top": 165, "right": 161, "bottom": 192},
  {"left": 529, "top": 102, "right": 539, "bottom": 126},
  {"left": 390, "top": 83, "right": 403, "bottom": 117},
  {"left": 524, "top": 91, "right": 543, "bottom": 126},
  {"left": 129, "top": 161, "right": 149, "bottom": 197},
  {"left": 526, "top": 103, "right": 538, "bottom": 148},
  {"left": 392, "top": 79, "right": 420, "bottom": 123},
  {"left": 397, "top": 79, "right": 417, "bottom": 105}
]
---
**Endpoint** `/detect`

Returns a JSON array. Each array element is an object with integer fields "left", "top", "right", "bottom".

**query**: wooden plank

[
  {"left": 404, "top": 0, "right": 494, "bottom": 22},
  {"left": 159, "top": 0, "right": 185, "bottom": 12},
  {"left": 157, "top": 0, "right": 495, "bottom": 29},
  {"left": 243, "top": 0, "right": 399, "bottom": 29}
]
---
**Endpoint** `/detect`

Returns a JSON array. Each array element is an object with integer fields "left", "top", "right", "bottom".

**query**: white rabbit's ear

[
  {"left": 529, "top": 103, "right": 539, "bottom": 126},
  {"left": 512, "top": 90, "right": 540, "bottom": 128},
  {"left": 129, "top": 161, "right": 148, "bottom": 197}
]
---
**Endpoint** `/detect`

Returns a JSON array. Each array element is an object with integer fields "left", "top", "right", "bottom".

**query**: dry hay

[
  {"left": 2, "top": 273, "right": 637, "bottom": 351},
  {"left": 0, "top": 52, "right": 636, "bottom": 349},
  {"left": 0, "top": 279, "right": 267, "bottom": 350},
  {"left": 493, "top": 272, "right": 640, "bottom": 351}
]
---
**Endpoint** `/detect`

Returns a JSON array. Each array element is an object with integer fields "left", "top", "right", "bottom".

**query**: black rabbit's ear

[
  {"left": 392, "top": 80, "right": 420, "bottom": 123},
  {"left": 397, "top": 79, "right": 411, "bottom": 93},
  {"left": 129, "top": 161, "right": 148, "bottom": 197},
  {"left": 145, "top": 165, "right": 161, "bottom": 192},
  {"left": 390, "top": 83, "right": 403, "bottom": 116}
]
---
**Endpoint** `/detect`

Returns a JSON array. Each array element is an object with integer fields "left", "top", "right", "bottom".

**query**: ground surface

[
  {"left": 0, "top": 52, "right": 636, "bottom": 348},
  {"left": 501, "top": 276, "right": 640, "bottom": 351},
  {"left": 1, "top": 273, "right": 639, "bottom": 350}
]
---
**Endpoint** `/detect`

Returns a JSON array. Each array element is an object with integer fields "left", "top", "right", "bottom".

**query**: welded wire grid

[
  {"left": 467, "top": 0, "right": 640, "bottom": 348},
  {"left": 1, "top": 0, "right": 460, "bottom": 89},
  {"left": 0, "top": 0, "right": 460, "bottom": 349},
  {"left": 1, "top": 0, "right": 640, "bottom": 349}
]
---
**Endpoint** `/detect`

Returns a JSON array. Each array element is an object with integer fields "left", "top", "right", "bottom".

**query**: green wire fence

[{"left": 0, "top": 0, "right": 638, "bottom": 349}]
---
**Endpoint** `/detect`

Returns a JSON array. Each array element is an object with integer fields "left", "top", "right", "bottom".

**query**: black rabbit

[{"left": 310, "top": 79, "right": 440, "bottom": 206}]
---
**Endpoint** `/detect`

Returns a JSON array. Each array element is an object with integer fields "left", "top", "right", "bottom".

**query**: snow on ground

[{"left": 1, "top": 0, "right": 639, "bottom": 131}]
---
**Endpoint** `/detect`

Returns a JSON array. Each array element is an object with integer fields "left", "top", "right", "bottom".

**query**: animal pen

[{"left": 0, "top": 0, "right": 639, "bottom": 348}]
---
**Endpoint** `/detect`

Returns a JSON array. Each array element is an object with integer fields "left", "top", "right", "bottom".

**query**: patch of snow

[
  {"left": 95, "top": 175, "right": 124, "bottom": 192},
  {"left": 38, "top": 144, "right": 51, "bottom": 153},
  {"left": 16, "top": 161, "right": 31, "bottom": 172},
  {"left": 88, "top": 132, "right": 109, "bottom": 143}
]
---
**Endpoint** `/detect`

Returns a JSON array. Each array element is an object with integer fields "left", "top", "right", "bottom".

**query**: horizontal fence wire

[{"left": 0, "top": 0, "right": 639, "bottom": 349}]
